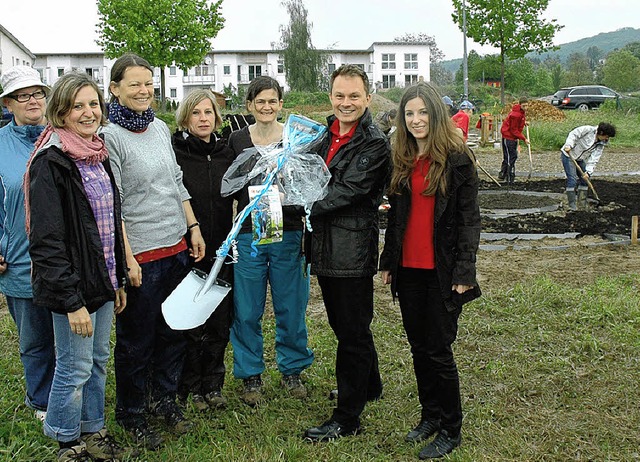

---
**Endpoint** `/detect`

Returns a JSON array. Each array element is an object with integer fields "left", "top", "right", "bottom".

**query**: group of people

[{"left": 1, "top": 59, "right": 482, "bottom": 461}]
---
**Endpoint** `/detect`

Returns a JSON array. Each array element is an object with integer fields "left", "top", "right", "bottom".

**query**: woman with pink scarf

[{"left": 25, "top": 72, "right": 130, "bottom": 462}]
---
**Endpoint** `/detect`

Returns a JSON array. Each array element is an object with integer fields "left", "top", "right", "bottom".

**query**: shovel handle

[{"left": 566, "top": 152, "right": 601, "bottom": 202}]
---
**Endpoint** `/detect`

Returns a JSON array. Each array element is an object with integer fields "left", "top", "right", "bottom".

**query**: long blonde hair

[{"left": 389, "top": 82, "right": 472, "bottom": 196}]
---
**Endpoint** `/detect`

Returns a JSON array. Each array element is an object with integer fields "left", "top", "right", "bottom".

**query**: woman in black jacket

[
  {"left": 26, "top": 72, "right": 129, "bottom": 461},
  {"left": 172, "top": 89, "right": 235, "bottom": 411},
  {"left": 379, "top": 82, "right": 481, "bottom": 460}
]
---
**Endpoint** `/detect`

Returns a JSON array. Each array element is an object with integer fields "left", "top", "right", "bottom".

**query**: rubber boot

[
  {"left": 507, "top": 166, "right": 516, "bottom": 184},
  {"left": 566, "top": 190, "right": 577, "bottom": 211},
  {"left": 498, "top": 164, "right": 507, "bottom": 180},
  {"left": 577, "top": 189, "right": 588, "bottom": 210}
]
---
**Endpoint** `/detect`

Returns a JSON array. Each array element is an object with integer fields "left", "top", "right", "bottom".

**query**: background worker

[
  {"left": 499, "top": 97, "right": 529, "bottom": 183},
  {"left": 561, "top": 122, "right": 616, "bottom": 210},
  {"left": 451, "top": 100, "right": 474, "bottom": 142}
]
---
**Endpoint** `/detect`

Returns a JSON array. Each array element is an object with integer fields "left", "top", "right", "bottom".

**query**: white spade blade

[{"left": 162, "top": 269, "right": 231, "bottom": 330}]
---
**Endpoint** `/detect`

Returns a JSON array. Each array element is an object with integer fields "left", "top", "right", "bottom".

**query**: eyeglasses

[{"left": 8, "top": 90, "right": 47, "bottom": 103}]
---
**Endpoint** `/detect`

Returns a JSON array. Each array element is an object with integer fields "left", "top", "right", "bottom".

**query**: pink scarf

[{"left": 24, "top": 125, "right": 109, "bottom": 233}]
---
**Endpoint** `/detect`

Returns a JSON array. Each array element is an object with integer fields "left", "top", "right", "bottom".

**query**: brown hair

[
  {"left": 108, "top": 53, "right": 154, "bottom": 101},
  {"left": 176, "top": 89, "right": 223, "bottom": 132},
  {"left": 389, "top": 82, "right": 472, "bottom": 196},
  {"left": 46, "top": 71, "right": 107, "bottom": 128}
]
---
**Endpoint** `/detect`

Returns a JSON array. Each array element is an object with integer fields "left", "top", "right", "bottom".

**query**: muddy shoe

[
  {"left": 205, "top": 390, "right": 228, "bottom": 409},
  {"left": 241, "top": 375, "right": 263, "bottom": 407},
  {"left": 81, "top": 427, "right": 135, "bottom": 460},
  {"left": 57, "top": 442, "right": 92, "bottom": 462},
  {"left": 163, "top": 405, "right": 194, "bottom": 435},
  {"left": 119, "top": 416, "right": 164, "bottom": 451},
  {"left": 192, "top": 394, "right": 210, "bottom": 412},
  {"left": 281, "top": 374, "right": 307, "bottom": 399}
]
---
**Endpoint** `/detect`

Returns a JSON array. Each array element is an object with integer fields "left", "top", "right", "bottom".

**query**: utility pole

[{"left": 462, "top": 0, "right": 469, "bottom": 100}]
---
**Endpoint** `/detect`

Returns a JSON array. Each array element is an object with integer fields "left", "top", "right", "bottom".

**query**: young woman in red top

[{"left": 379, "top": 82, "right": 481, "bottom": 460}]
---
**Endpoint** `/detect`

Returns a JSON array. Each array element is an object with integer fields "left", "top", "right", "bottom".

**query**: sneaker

[
  {"left": 34, "top": 410, "right": 47, "bottom": 423},
  {"left": 303, "top": 419, "right": 361, "bottom": 442},
  {"left": 241, "top": 375, "right": 262, "bottom": 407},
  {"left": 192, "top": 394, "right": 210, "bottom": 412},
  {"left": 81, "top": 427, "right": 133, "bottom": 460},
  {"left": 119, "top": 416, "right": 164, "bottom": 451},
  {"left": 282, "top": 374, "right": 307, "bottom": 399},
  {"left": 205, "top": 390, "right": 228, "bottom": 409},
  {"left": 418, "top": 429, "right": 462, "bottom": 459},
  {"left": 57, "top": 442, "right": 92, "bottom": 462},
  {"left": 406, "top": 419, "right": 441, "bottom": 443}
]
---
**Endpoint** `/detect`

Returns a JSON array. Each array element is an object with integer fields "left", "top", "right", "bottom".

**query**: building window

[
  {"left": 248, "top": 65, "right": 262, "bottom": 81},
  {"left": 57, "top": 68, "right": 65, "bottom": 77},
  {"left": 404, "top": 53, "right": 418, "bottom": 70},
  {"left": 238, "top": 65, "right": 242, "bottom": 82},
  {"left": 405, "top": 75, "right": 418, "bottom": 86},
  {"left": 170, "top": 88, "right": 177, "bottom": 98},
  {"left": 170, "top": 66, "right": 177, "bottom": 76},
  {"left": 277, "top": 59, "right": 284, "bottom": 74},
  {"left": 328, "top": 63, "right": 336, "bottom": 74},
  {"left": 381, "top": 54, "right": 396, "bottom": 70},
  {"left": 224, "top": 65, "right": 230, "bottom": 75},
  {"left": 382, "top": 75, "right": 396, "bottom": 89}
]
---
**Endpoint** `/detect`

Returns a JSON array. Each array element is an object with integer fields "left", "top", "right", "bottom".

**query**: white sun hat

[{"left": 0, "top": 66, "right": 49, "bottom": 99}]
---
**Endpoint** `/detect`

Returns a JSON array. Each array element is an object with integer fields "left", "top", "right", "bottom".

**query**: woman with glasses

[
  {"left": 102, "top": 53, "right": 205, "bottom": 449},
  {"left": 0, "top": 66, "right": 55, "bottom": 422},
  {"left": 26, "top": 71, "right": 130, "bottom": 462},
  {"left": 228, "top": 76, "right": 314, "bottom": 406}
]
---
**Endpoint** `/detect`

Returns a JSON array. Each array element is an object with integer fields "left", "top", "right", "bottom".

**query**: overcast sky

[{"left": 5, "top": 0, "right": 639, "bottom": 60}]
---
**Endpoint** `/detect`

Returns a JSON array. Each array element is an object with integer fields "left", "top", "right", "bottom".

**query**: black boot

[
  {"left": 507, "top": 166, "right": 516, "bottom": 184},
  {"left": 498, "top": 164, "right": 507, "bottom": 180}
]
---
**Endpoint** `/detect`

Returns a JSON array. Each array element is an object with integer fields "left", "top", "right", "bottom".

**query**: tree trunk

[
  {"left": 160, "top": 67, "right": 166, "bottom": 111},
  {"left": 500, "top": 48, "right": 506, "bottom": 105}
]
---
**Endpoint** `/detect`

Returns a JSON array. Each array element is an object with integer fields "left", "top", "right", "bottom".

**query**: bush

[{"left": 283, "top": 91, "right": 330, "bottom": 110}]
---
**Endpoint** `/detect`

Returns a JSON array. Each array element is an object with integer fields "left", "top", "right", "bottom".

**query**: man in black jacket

[{"left": 304, "top": 64, "right": 390, "bottom": 442}]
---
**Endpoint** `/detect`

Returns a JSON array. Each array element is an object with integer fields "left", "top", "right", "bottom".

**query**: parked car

[{"left": 551, "top": 85, "right": 620, "bottom": 111}]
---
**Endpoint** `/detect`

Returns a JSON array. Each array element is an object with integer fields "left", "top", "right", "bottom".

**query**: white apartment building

[
  {"left": 0, "top": 24, "right": 36, "bottom": 76},
  {"left": 0, "top": 23, "right": 430, "bottom": 103}
]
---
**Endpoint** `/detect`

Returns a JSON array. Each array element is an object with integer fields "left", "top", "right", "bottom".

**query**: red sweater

[
  {"left": 451, "top": 110, "right": 470, "bottom": 141},
  {"left": 500, "top": 104, "right": 527, "bottom": 141},
  {"left": 402, "top": 159, "right": 435, "bottom": 269}
]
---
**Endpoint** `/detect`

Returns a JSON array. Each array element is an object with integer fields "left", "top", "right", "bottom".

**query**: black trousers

[
  {"left": 317, "top": 275, "right": 382, "bottom": 427},
  {"left": 179, "top": 292, "right": 233, "bottom": 397},
  {"left": 396, "top": 267, "right": 462, "bottom": 435}
]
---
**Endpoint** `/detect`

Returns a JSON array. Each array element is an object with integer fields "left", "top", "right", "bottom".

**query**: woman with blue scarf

[
  {"left": 101, "top": 53, "right": 205, "bottom": 450},
  {"left": 0, "top": 66, "right": 55, "bottom": 422}
]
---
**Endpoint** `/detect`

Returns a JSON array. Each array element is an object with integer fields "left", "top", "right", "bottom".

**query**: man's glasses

[{"left": 8, "top": 90, "right": 47, "bottom": 103}]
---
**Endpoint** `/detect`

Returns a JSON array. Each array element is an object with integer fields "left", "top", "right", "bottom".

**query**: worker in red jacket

[
  {"left": 499, "top": 97, "right": 529, "bottom": 183},
  {"left": 451, "top": 100, "right": 474, "bottom": 142}
]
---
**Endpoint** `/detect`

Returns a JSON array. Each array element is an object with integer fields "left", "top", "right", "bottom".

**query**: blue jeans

[
  {"left": 115, "top": 251, "right": 189, "bottom": 421},
  {"left": 44, "top": 302, "right": 114, "bottom": 442},
  {"left": 561, "top": 153, "right": 588, "bottom": 191},
  {"left": 6, "top": 296, "right": 55, "bottom": 411},
  {"left": 231, "top": 230, "right": 314, "bottom": 378}
]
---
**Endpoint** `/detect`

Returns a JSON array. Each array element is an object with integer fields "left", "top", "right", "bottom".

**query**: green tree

[
  {"left": 622, "top": 41, "right": 640, "bottom": 60},
  {"left": 279, "top": 0, "right": 328, "bottom": 92},
  {"left": 96, "top": 0, "right": 224, "bottom": 103},
  {"left": 586, "top": 45, "right": 603, "bottom": 70},
  {"left": 602, "top": 49, "right": 640, "bottom": 92},
  {"left": 452, "top": 0, "right": 562, "bottom": 104},
  {"left": 564, "top": 53, "right": 593, "bottom": 86},
  {"left": 504, "top": 58, "right": 536, "bottom": 94}
]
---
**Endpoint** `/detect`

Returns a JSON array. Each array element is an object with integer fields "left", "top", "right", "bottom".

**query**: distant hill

[{"left": 440, "top": 27, "right": 640, "bottom": 73}]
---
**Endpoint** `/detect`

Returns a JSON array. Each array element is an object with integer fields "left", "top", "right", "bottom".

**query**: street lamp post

[{"left": 462, "top": 0, "right": 469, "bottom": 100}]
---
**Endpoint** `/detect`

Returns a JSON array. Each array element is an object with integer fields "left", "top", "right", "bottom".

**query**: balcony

[{"left": 182, "top": 74, "right": 216, "bottom": 85}]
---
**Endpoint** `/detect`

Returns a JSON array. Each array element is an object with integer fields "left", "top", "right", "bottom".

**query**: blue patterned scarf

[{"left": 107, "top": 99, "right": 155, "bottom": 132}]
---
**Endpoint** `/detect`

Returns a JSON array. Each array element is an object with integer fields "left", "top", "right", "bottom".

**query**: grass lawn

[{"left": 1, "top": 270, "right": 639, "bottom": 461}]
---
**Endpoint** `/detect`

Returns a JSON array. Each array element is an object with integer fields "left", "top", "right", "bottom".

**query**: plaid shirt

[{"left": 75, "top": 160, "right": 118, "bottom": 289}]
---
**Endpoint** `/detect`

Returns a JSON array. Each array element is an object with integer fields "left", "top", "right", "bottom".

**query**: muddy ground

[{"left": 378, "top": 147, "right": 640, "bottom": 294}]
